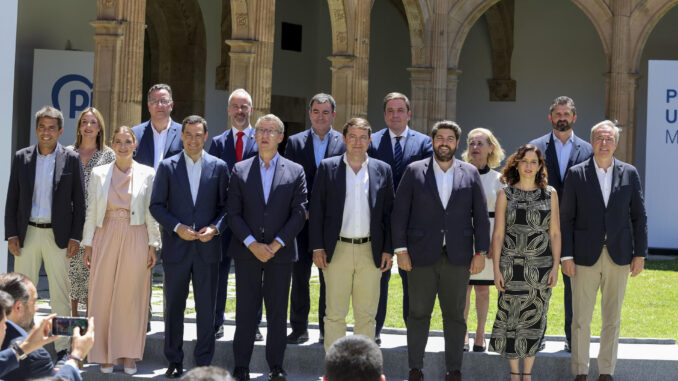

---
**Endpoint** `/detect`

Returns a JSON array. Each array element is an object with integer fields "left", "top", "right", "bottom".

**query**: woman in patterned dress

[
  {"left": 67, "top": 108, "right": 115, "bottom": 316},
  {"left": 488, "top": 144, "right": 561, "bottom": 381},
  {"left": 461, "top": 127, "right": 505, "bottom": 352}
]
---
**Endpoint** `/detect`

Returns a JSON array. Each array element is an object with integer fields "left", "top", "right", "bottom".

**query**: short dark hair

[
  {"left": 0, "top": 290, "right": 13, "bottom": 321},
  {"left": 0, "top": 273, "right": 31, "bottom": 305},
  {"left": 549, "top": 96, "right": 576, "bottom": 116},
  {"left": 383, "top": 92, "right": 410, "bottom": 112},
  {"left": 35, "top": 106, "right": 64, "bottom": 131},
  {"left": 309, "top": 93, "right": 336, "bottom": 112},
  {"left": 181, "top": 366, "right": 233, "bottom": 381},
  {"left": 325, "top": 335, "right": 383, "bottom": 381},
  {"left": 430, "top": 120, "right": 461, "bottom": 140},
  {"left": 501, "top": 144, "right": 548, "bottom": 188},
  {"left": 182, "top": 115, "right": 208, "bottom": 133},
  {"left": 342, "top": 117, "right": 372, "bottom": 137},
  {"left": 147, "top": 83, "right": 173, "bottom": 101}
]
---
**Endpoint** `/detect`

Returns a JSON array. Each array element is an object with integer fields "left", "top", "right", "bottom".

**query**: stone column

[
  {"left": 446, "top": 69, "right": 462, "bottom": 124},
  {"left": 92, "top": 0, "right": 146, "bottom": 137},
  {"left": 328, "top": 55, "right": 356, "bottom": 130},
  {"left": 407, "top": 67, "right": 433, "bottom": 133},
  {"left": 347, "top": 0, "right": 372, "bottom": 120},
  {"left": 430, "top": 0, "right": 449, "bottom": 123},
  {"left": 226, "top": 39, "right": 256, "bottom": 93}
]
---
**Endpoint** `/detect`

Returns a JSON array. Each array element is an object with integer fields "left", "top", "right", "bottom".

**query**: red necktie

[{"left": 235, "top": 131, "right": 244, "bottom": 162}]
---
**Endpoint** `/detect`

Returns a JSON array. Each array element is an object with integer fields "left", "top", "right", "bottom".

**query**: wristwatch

[{"left": 11, "top": 342, "right": 27, "bottom": 360}]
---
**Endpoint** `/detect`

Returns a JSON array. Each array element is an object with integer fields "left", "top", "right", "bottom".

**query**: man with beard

[
  {"left": 208, "top": 89, "right": 260, "bottom": 341},
  {"left": 529, "top": 96, "right": 592, "bottom": 352},
  {"left": 392, "top": 121, "right": 490, "bottom": 381}
]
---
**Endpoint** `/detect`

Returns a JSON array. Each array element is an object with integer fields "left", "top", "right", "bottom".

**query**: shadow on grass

[{"left": 645, "top": 258, "right": 678, "bottom": 271}]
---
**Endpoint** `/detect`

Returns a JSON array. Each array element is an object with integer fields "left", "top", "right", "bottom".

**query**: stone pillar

[
  {"left": 606, "top": 0, "right": 635, "bottom": 162},
  {"left": 92, "top": 0, "right": 146, "bottom": 137},
  {"left": 328, "top": 55, "right": 356, "bottom": 130},
  {"left": 407, "top": 67, "right": 433, "bottom": 133},
  {"left": 347, "top": 0, "right": 372, "bottom": 120},
  {"left": 226, "top": 39, "right": 256, "bottom": 92},
  {"left": 446, "top": 69, "right": 462, "bottom": 124},
  {"left": 430, "top": 0, "right": 449, "bottom": 122}
]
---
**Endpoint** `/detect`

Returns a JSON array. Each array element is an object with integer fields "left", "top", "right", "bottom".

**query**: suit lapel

[
  {"left": 335, "top": 159, "right": 347, "bottom": 217},
  {"left": 243, "top": 128, "right": 257, "bottom": 157},
  {"left": 606, "top": 160, "right": 624, "bottom": 209},
  {"left": 567, "top": 137, "right": 583, "bottom": 171},
  {"left": 269, "top": 156, "right": 287, "bottom": 202},
  {"left": 378, "top": 131, "right": 394, "bottom": 164},
  {"left": 367, "top": 160, "right": 379, "bottom": 208},
  {"left": 447, "top": 160, "right": 464, "bottom": 208},
  {"left": 545, "top": 134, "right": 563, "bottom": 189},
  {"left": 223, "top": 130, "right": 237, "bottom": 166},
  {"left": 424, "top": 158, "right": 444, "bottom": 209},
  {"left": 27, "top": 146, "right": 37, "bottom": 198},
  {"left": 584, "top": 158, "right": 606, "bottom": 208},
  {"left": 326, "top": 130, "right": 342, "bottom": 158},
  {"left": 141, "top": 122, "right": 154, "bottom": 158},
  {"left": 303, "top": 130, "right": 316, "bottom": 167},
  {"left": 402, "top": 130, "right": 417, "bottom": 165},
  {"left": 250, "top": 156, "right": 266, "bottom": 205},
  {"left": 174, "top": 154, "right": 194, "bottom": 206},
  {"left": 195, "top": 155, "right": 214, "bottom": 209},
  {"left": 164, "top": 122, "right": 179, "bottom": 156},
  {"left": 53, "top": 144, "right": 66, "bottom": 190}
]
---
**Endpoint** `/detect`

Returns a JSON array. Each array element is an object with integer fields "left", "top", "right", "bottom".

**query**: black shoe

[
  {"left": 147, "top": 321, "right": 151, "bottom": 333},
  {"left": 255, "top": 327, "right": 264, "bottom": 342},
  {"left": 319, "top": 332, "right": 324, "bottom": 344},
  {"left": 408, "top": 368, "right": 424, "bottom": 381},
  {"left": 54, "top": 350, "right": 69, "bottom": 367},
  {"left": 216, "top": 325, "right": 224, "bottom": 339},
  {"left": 269, "top": 365, "right": 287, "bottom": 381},
  {"left": 287, "top": 329, "right": 309, "bottom": 344},
  {"left": 232, "top": 366, "right": 250, "bottom": 381},
  {"left": 564, "top": 340, "right": 571, "bottom": 353},
  {"left": 375, "top": 333, "right": 381, "bottom": 346},
  {"left": 463, "top": 342, "right": 470, "bottom": 352},
  {"left": 165, "top": 362, "right": 183, "bottom": 378}
]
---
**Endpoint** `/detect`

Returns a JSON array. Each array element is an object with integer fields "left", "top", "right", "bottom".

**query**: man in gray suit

[
  {"left": 392, "top": 121, "right": 490, "bottom": 381},
  {"left": 560, "top": 120, "right": 647, "bottom": 381}
]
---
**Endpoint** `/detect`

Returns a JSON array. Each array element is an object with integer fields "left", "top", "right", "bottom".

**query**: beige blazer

[{"left": 81, "top": 161, "right": 161, "bottom": 248}]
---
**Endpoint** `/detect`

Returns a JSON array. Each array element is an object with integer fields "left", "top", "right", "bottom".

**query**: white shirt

[
  {"left": 340, "top": 154, "right": 370, "bottom": 238},
  {"left": 389, "top": 126, "right": 409, "bottom": 152},
  {"left": 594, "top": 158, "right": 614, "bottom": 207},
  {"left": 184, "top": 151, "right": 204, "bottom": 205},
  {"left": 31, "top": 149, "right": 56, "bottom": 222},
  {"left": 433, "top": 158, "right": 454, "bottom": 246},
  {"left": 151, "top": 120, "right": 172, "bottom": 171},
  {"left": 231, "top": 125, "right": 253, "bottom": 149}
]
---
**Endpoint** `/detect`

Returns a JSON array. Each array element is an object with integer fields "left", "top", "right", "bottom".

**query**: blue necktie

[{"left": 393, "top": 136, "right": 404, "bottom": 182}]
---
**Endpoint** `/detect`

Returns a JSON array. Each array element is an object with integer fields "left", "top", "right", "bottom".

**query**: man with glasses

[
  {"left": 208, "top": 88, "right": 260, "bottom": 341},
  {"left": 132, "top": 83, "right": 184, "bottom": 170},
  {"left": 227, "top": 114, "right": 307, "bottom": 381}
]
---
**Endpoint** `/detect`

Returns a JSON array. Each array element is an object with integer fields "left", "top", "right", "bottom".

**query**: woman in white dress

[{"left": 461, "top": 127, "right": 505, "bottom": 352}]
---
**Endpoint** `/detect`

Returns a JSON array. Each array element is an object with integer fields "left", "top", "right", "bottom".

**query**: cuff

[
  {"left": 394, "top": 247, "right": 408, "bottom": 255},
  {"left": 173, "top": 223, "right": 181, "bottom": 233},
  {"left": 561, "top": 256, "right": 573, "bottom": 262},
  {"left": 244, "top": 235, "right": 256, "bottom": 248},
  {"left": 275, "top": 237, "right": 285, "bottom": 247}
]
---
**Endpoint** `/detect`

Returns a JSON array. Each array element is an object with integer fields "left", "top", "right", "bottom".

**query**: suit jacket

[
  {"left": 530, "top": 132, "right": 593, "bottom": 198},
  {"left": 208, "top": 127, "right": 258, "bottom": 171},
  {"left": 81, "top": 161, "right": 161, "bottom": 248},
  {"left": 0, "top": 320, "right": 81, "bottom": 381},
  {"left": 391, "top": 158, "right": 490, "bottom": 267},
  {"left": 149, "top": 152, "right": 229, "bottom": 264},
  {"left": 284, "top": 128, "right": 345, "bottom": 195},
  {"left": 227, "top": 155, "right": 307, "bottom": 263},
  {"left": 131, "top": 120, "right": 183, "bottom": 168},
  {"left": 309, "top": 156, "right": 394, "bottom": 266},
  {"left": 4, "top": 144, "right": 86, "bottom": 249},
  {"left": 367, "top": 127, "right": 433, "bottom": 189},
  {"left": 560, "top": 157, "right": 648, "bottom": 266}
]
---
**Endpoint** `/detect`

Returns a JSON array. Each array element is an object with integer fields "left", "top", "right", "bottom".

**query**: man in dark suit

[
  {"left": 367, "top": 92, "right": 432, "bottom": 344},
  {"left": 4, "top": 106, "right": 86, "bottom": 361},
  {"left": 309, "top": 117, "right": 393, "bottom": 352},
  {"left": 392, "top": 121, "right": 490, "bottom": 381},
  {"left": 529, "top": 96, "right": 593, "bottom": 352},
  {"left": 0, "top": 273, "right": 94, "bottom": 381},
  {"left": 284, "top": 93, "right": 345, "bottom": 345},
  {"left": 208, "top": 89, "right": 259, "bottom": 341},
  {"left": 150, "top": 115, "right": 230, "bottom": 378},
  {"left": 131, "top": 83, "right": 184, "bottom": 170},
  {"left": 560, "top": 121, "right": 647, "bottom": 381},
  {"left": 227, "top": 114, "right": 307, "bottom": 381}
]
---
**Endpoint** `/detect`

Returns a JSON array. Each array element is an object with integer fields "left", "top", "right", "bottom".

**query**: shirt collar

[
  {"left": 151, "top": 119, "right": 172, "bottom": 136},
  {"left": 389, "top": 126, "right": 410, "bottom": 140},
  {"left": 37, "top": 146, "right": 57, "bottom": 159},
  {"left": 552, "top": 130, "right": 575, "bottom": 145},
  {"left": 310, "top": 128, "right": 329, "bottom": 142},
  {"left": 432, "top": 157, "right": 454, "bottom": 174},
  {"left": 259, "top": 152, "right": 279, "bottom": 168},
  {"left": 183, "top": 150, "right": 204, "bottom": 165},
  {"left": 593, "top": 157, "right": 615, "bottom": 173},
  {"left": 232, "top": 125, "right": 253, "bottom": 138},
  {"left": 343, "top": 153, "right": 369, "bottom": 169}
]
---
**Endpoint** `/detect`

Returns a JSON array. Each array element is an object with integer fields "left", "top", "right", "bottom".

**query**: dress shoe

[
  {"left": 215, "top": 325, "right": 225, "bottom": 339},
  {"left": 255, "top": 327, "right": 264, "bottom": 342},
  {"left": 472, "top": 338, "right": 486, "bottom": 352},
  {"left": 286, "top": 329, "right": 309, "bottom": 344},
  {"left": 165, "top": 362, "right": 183, "bottom": 378},
  {"left": 375, "top": 333, "right": 382, "bottom": 345},
  {"left": 269, "top": 365, "right": 287, "bottom": 381},
  {"left": 100, "top": 364, "right": 114, "bottom": 374},
  {"left": 574, "top": 375, "right": 587, "bottom": 381},
  {"left": 408, "top": 368, "right": 424, "bottom": 381},
  {"left": 564, "top": 341, "right": 572, "bottom": 353},
  {"left": 445, "top": 370, "right": 462, "bottom": 381},
  {"left": 319, "top": 332, "right": 324, "bottom": 344},
  {"left": 598, "top": 375, "right": 613, "bottom": 381},
  {"left": 232, "top": 366, "right": 250, "bottom": 381},
  {"left": 124, "top": 366, "right": 138, "bottom": 375}
]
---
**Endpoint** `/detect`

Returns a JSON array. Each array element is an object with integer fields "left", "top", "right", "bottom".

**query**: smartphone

[{"left": 51, "top": 316, "right": 88, "bottom": 336}]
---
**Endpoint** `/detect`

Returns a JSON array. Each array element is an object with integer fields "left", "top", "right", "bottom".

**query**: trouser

[
  {"left": 15, "top": 226, "right": 71, "bottom": 352},
  {"left": 376, "top": 267, "right": 409, "bottom": 335},
  {"left": 322, "top": 240, "right": 381, "bottom": 352},
  {"left": 289, "top": 223, "right": 326, "bottom": 334},
  {"left": 571, "top": 246, "right": 629, "bottom": 376},
  {"left": 407, "top": 251, "right": 469, "bottom": 372}
]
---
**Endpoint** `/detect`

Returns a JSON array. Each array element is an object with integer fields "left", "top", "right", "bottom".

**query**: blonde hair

[
  {"left": 111, "top": 126, "right": 137, "bottom": 144},
  {"left": 74, "top": 107, "right": 107, "bottom": 150},
  {"left": 461, "top": 127, "right": 505, "bottom": 169}
]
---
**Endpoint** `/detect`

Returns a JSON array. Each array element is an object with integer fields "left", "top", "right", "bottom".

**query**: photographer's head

[
  {"left": 181, "top": 366, "right": 234, "bottom": 381},
  {"left": 0, "top": 273, "right": 37, "bottom": 330},
  {"left": 0, "top": 290, "right": 14, "bottom": 343},
  {"left": 324, "top": 335, "right": 386, "bottom": 381}
]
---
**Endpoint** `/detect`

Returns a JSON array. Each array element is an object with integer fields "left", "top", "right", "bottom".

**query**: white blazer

[{"left": 81, "top": 161, "right": 161, "bottom": 248}]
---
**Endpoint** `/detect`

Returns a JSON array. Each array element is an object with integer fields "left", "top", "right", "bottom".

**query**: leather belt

[
  {"left": 488, "top": 212, "right": 495, "bottom": 218},
  {"left": 339, "top": 236, "right": 370, "bottom": 245},
  {"left": 28, "top": 221, "right": 52, "bottom": 229}
]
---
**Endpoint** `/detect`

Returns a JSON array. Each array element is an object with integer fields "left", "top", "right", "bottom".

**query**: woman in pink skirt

[{"left": 82, "top": 126, "right": 160, "bottom": 374}]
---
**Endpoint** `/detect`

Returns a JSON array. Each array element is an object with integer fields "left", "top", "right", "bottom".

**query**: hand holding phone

[{"left": 51, "top": 316, "right": 89, "bottom": 336}]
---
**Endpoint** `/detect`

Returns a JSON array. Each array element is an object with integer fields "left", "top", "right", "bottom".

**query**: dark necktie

[
  {"left": 393, "top": 135, "right": 404, "bottom": 180},
  {"left": 235, "top": 131, "right": 244, "bottom": 162}
]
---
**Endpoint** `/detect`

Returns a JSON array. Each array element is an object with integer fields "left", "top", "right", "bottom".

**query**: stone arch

[
  {"left": 630, "top": 0, "right": 678, "bottom": 72},
  {"left": 328, "top": 0, "right": 350, "bottom": 54},
  {"left": 402, "top": 0, "right": 430, "bottom": 67},
  {"left": 144, "top": 0, "right": 206, "bottom": 120}
]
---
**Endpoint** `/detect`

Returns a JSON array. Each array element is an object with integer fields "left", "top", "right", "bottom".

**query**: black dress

[{"left": 488, "top": 185, "right": 554, "bottom": 359}]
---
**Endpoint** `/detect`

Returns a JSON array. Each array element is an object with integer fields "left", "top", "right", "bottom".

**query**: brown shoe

[
  {"left": 598, "top": 375, "right": 613, "bottom": 381},
  {"left": 574, "top": 376, "right": 587, "bottom": 381},
  {"left": 408, "top": 368, "right": 424, "bottom": 381},
  {"left": 445, "top": 370, "right": 462, "bottom": 381}
]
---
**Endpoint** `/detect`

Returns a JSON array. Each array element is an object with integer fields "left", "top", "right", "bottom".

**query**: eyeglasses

[
  {"left": 149, "top": 99, "right": 172, "bottom": 106},
  {"left": 255, "top": 128, "right": 279, "bottom": 136}
]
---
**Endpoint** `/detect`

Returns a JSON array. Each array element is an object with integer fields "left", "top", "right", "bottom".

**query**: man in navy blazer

[
  {"left": 309, "top": 117, "right": 393, "bottom": 352},
  {"left": 227, "top": 114, "right": 307, "bottom": 381},
  {"left": 207, "top": 89, "right": 259, "bottom": 340},
  {"left": 131, "top": 83, "right": 183, "bottom": 170},
  {"left": 560, "top": 121, "right": 647, "bottom": 381},
  {"left": 4, "top": 106, "right": 85, "bottom": 359},
  {"left": 392, "top": 121, "right": 490, "bottom": 381},
  {"left": 284, "top": 93, "right": 345, "bottom": 345},
  {"left": 529, "top": 96, "right": 593, "bottom": 351},
  {"left": 150, "top": 116, "right": 230, "bottom": 377},
  {"left": 367, "top": 92, "right": 432, "bottom": 343}
]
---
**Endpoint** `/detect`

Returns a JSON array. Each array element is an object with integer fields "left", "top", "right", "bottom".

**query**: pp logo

[{"left": 51, "top": 74, "right": 93, "bottom": 118}]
